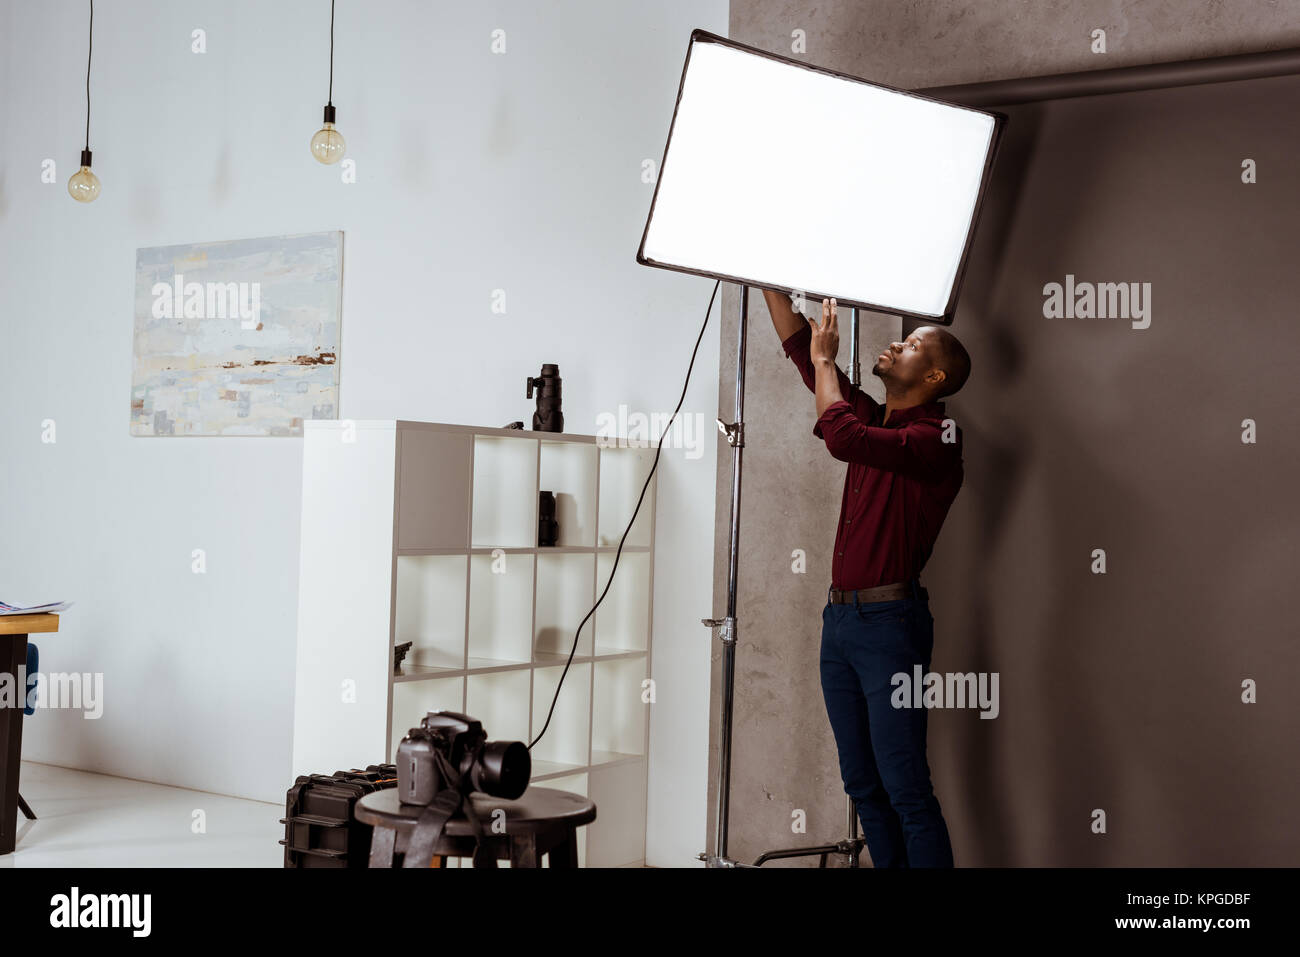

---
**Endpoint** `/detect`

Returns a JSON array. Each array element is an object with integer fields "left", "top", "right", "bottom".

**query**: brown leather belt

[{"left": 828, "top": 581, "right": 927, "bottom": 604}]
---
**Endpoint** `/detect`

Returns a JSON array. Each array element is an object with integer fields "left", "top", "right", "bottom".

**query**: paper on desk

[{"left": 0, "top": 600, "right": 74, "bottom": 615}]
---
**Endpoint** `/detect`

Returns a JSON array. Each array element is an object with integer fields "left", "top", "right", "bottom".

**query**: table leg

[
  {"left": 548, "top": 826, "right": 579, "bottom": 868},
  {"left": 1, "top": 634, "right": 28, "bottom": 855},
  {"left": 509, "top": 832, "right": 539, "bottom": 868}
]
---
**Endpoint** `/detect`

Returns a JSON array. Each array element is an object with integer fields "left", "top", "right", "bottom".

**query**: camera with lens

[{"left": 396, "top": 711, "right": 531, "bottom": 806}]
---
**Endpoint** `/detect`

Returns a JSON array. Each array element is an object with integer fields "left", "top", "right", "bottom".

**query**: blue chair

[{"left": 17, "top": 643, "right": 36, "bottom": 821}]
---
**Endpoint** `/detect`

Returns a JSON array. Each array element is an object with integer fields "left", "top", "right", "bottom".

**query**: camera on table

[{"left": 396, "top": 711, "right": 530, "bottom": 806}]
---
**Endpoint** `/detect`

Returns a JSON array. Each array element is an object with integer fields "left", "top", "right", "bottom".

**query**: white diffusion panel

[{"left": 640, "top": 35, "right": 998, "bottom": 319}]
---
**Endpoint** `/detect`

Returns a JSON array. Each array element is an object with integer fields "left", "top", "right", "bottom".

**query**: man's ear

[{"left": 926, "top": 368, "right": 947, "bottom": 391}]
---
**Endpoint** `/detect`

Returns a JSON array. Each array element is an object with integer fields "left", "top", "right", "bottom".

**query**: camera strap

[
  {"left": 461, "top": 798, "right": 497, "bottom": 868},
  {"left": 404, "top": 788, "right": 463, "bottom": 868}
]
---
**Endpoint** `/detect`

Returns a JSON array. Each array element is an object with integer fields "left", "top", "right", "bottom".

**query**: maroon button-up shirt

[{"left": 782, "top": 323, "right": 964, "bottom": 591}]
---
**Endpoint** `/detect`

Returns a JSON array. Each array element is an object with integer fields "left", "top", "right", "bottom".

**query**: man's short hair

[{"left": 926, "top": 327, "right": 971, "bottom": 398}]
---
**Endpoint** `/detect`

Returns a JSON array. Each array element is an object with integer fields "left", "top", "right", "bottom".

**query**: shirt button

[{"left": 837, "top": 552, "right": 843, "bottom": 557}]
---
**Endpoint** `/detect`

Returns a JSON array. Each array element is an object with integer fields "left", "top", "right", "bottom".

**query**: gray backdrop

[{"left": 707, "top": 1, "right": 1300, "bottom": 866}]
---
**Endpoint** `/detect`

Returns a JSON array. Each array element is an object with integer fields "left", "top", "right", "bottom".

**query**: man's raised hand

[{"left": 808, "top": 297, "right": 840, "bottom": 364}]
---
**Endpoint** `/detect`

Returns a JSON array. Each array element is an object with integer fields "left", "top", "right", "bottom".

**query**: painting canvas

[{"left": 131, "top": 231, "right": 343, "bottom": 436}]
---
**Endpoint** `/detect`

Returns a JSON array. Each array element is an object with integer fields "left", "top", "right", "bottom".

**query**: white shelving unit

[{"left": 291, "top": 421, "right": 657, "bottom": 867}]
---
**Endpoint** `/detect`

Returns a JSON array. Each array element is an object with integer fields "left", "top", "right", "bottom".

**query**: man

[{"left": 763, "top": 288, "right": 971, "bottom": 868}]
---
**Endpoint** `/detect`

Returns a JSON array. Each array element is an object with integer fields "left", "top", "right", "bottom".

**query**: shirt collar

[{"left": 879, "top": 400, "right": 945, "bottom": 426}]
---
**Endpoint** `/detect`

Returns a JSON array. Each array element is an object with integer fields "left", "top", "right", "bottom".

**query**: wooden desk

[{"left": 1, "top": 614, "right": 58, "bottom": 855}]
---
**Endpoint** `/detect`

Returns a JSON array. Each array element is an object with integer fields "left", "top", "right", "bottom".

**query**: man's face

[{"left": 872, "top": 327, "right": 939, "bottom": 393}]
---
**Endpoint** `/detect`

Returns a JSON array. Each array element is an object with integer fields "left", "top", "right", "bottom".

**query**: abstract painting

[{"left": 131, "top": 232, "right": 343, "bottom": 436}]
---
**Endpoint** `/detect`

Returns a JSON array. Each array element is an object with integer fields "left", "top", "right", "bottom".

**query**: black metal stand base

[
  {"left": 697, "top": 852, "right": 757, "bottom": 868},
  {"left": 754, "top": 805, "right": 867, "bottom": 867}
]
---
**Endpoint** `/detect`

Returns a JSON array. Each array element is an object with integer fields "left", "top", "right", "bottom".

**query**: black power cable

[
  {"left": 528, "top": 279, "right": 720, "bottom": 750},
  {"left": 84, "top": 0, "right": 93, "bottom": 151}
]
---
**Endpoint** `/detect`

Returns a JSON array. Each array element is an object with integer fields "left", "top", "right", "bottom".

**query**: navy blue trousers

[{"left": 820, "top": 592, "right": 954, "bottom": 867}]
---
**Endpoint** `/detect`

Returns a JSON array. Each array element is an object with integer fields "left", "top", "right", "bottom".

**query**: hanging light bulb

[
  {"left": 69, "top": 0, "right": 101, "bottom": 202},
  {"left": 311, "top": 104, "right": 346, "bottom": 164},
  {"left": 310, "top": 0, "right": 345, "bottom": 164},
  {"left": 68, "top": 149, "right": 101, "bottom": 202}
]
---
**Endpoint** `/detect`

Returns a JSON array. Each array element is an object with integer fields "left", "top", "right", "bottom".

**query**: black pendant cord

[
  {"left": 84, "top": 0, "right": 93, "bottom": 152},
  {"left": 327, "top": 0, "right": 335, "bottom": 107}
]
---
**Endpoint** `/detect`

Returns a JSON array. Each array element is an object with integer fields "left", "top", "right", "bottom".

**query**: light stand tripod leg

[{"left": 847, "top": 792, "right": 862, "bottom": 868}]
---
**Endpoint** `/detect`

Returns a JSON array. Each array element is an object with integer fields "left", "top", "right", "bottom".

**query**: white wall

[{"left": 0, "top": 0, "right": 725, "bottom": 867}]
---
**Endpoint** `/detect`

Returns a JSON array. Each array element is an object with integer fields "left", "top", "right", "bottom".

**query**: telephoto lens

[{"left": 526, "top": 363, "right": 564, "bottom": 433}]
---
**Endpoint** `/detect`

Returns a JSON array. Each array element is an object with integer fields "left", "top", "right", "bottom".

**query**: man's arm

[
  {"left": 763, "top": 288, "right": 869, "bottom": 410},
  {"left": 815, "top": 408, "right": 961, "bottom": 482},
  {"left": 807, "top": 298, "right": 957, "bottom": 481},
  {"left": 813, "top": 354, "right": 847, "bottom": 419},
  {"left": 763, "top": 287, "right": 807, "bottom": 341}
]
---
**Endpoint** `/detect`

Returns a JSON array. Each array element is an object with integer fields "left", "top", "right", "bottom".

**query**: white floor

[{"left": 3, "top": 762, "right": 284, "bottom": 867}]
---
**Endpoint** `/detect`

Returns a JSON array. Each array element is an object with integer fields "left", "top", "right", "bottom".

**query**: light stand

[
  {"left": 699, "top": 295, "right": 870, "bottom": 869},
  {"left": 699, "top": 284, "right": 750, "bottom": 868},
  {"left": 750, "top": 306, "right": 868, "bottom": 868}
]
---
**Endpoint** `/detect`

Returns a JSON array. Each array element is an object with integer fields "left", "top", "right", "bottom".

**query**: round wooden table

[{"left": 355, "top": 786, "right": 596, "bottom": 868}]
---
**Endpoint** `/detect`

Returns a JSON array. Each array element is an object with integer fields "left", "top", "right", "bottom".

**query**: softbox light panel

[{"left": 637, "top": 30, "right": 1005, "bottom": 324}]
